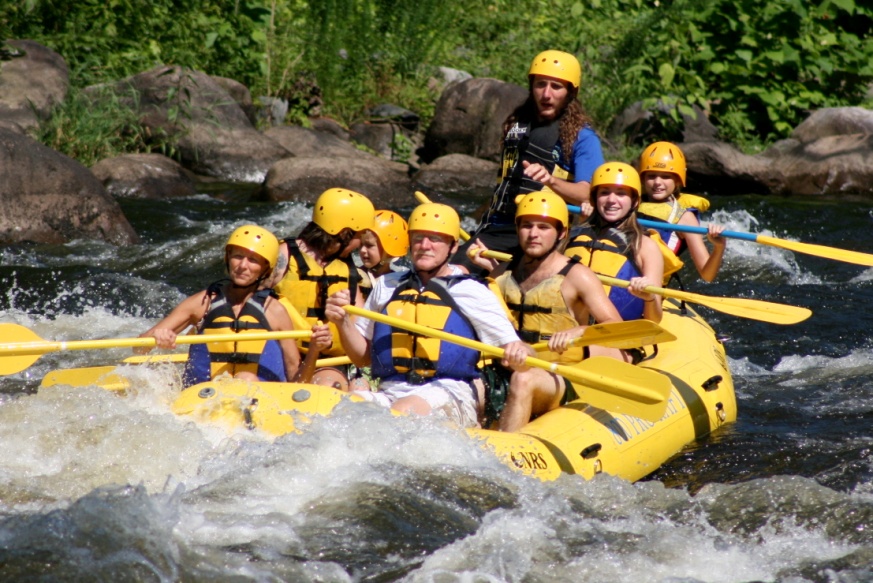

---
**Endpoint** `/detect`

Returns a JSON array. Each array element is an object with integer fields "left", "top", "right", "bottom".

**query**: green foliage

[
  {"left": 0, "top": 0, "right": 268, "bottom": 88},
  {"left": 576, "top": 0, "right": 873, "bottom": 144},
  {"left": 34, "top": 86, "right": 154, "bottom": 167},
  {"left": 4, "top": 0, "right": 872, "bottom": 160}
]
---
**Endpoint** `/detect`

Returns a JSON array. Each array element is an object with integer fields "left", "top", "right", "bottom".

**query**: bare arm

[
  {"left": 548, "top": 263, "right": 623, "bottom": 353},
  {"left": 523, "top": 161, "right": 592, "bottom": 206},
  {"left": 324, "top": 289, "right": 371, "bottom": 368},
  {"left": 292, "top": 322, "right": 333, "bottom": 383},
  {"left": 263, "top": 240, "right": 290, "bottom": 289},
  {"left": 628, "top": 236, "right": 665, "bottom": 323},
  {"left": 680, "top": 212, "right": 727, "bottom": 282},
  {"left": 265, "top": 297, "right": 302, "bottom": 381},
  {"left": 136, "top": 291, "right": 209, "bottom": 353}
]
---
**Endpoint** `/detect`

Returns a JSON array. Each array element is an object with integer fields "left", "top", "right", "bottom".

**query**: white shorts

[{"left": 353, "top": 378, "right": 479, "bottom": 428}]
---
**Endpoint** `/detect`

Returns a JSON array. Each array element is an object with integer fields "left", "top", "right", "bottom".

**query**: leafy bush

[
  {"left": 580, "top": 0, "right": 873, "bottom": 145},
  {"left": 35, "top": 86, "right": 153, "bottom": 167},
  {"left": 3, "top": 0, "right": 872, "bottom": 158}
]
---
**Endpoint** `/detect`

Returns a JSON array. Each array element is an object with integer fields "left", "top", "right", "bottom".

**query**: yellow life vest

[
  {"left": 274, "top": 241, "right": 363, "bottom": 357},
  {"left": 647, "top": 230, "right": 686, "bottom": 284},
  {"left": 564, "top": 226, "right": 645, "bottom": 321},
  {"left": 496, "top": 259, "right": 584, "bottom": 364},
  {"left": 639, "top": 193, "right": 711, "bottom": 283},
  {"left": 639, "top": 193, "right": 710, "bottom": 221}
]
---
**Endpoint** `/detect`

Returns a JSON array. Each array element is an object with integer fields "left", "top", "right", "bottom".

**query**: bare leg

[
  {"left": 311, "top": 367, "right": 350, "bottom": 391},
  {"left": 499, "top": 368, "right": 564, "bottom": 432},
  {"left": 391, "top": 395, "right": 433, "bottom": 416},
  {"left": 589, "top": 345, "right": 633, "bottom": 362}
]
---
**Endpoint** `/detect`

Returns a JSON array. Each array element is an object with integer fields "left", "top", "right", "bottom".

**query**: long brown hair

[{"left": 503, "top": 85, "right": 593, "bottom": 164}]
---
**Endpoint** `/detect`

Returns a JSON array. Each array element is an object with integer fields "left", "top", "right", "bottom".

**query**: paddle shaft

[
  {"left": 413, "top": 191, "right": 472, "bottom": 241},
  {"left": 567, "top": 204, "right": 873, "bottom": 267},
  {"left": 344, "top": 305, "right": 666, "bottom": 404},
  {"left": 471, "top": 248, "right": 811, "bottom": 325},
  {"left": 0, "top": 329, "right": 312, "bottom": 357}
]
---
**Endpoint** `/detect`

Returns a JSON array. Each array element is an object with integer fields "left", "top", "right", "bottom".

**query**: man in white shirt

[{"left": 322, "top": 203, "right": 531, "bottom": 427}]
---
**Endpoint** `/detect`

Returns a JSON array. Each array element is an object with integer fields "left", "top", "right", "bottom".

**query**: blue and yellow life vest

[
  {"left": 274, "top": 240, "right": 362, "bottom": 357},
  {"left": 496, "top": 257, "right": 584, "bottom": 364},
  {"left": 564, "top": 226, "right": 644, "bottom": 320},
  {"left": 183, "top": 281, "right": 286, "bottom": 386},
  {"left": 370, "top": 272, "right": 481, "bottom": 383}
]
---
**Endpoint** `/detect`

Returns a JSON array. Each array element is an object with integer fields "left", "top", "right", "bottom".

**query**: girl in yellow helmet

[
  {"left": 457, "top": 50, "right": 605, "bottom": 272},
  {"left": 135, "top": 225, "right": 326, "bottom": 386},
  {"left": 565, "top": 163, "right": 664, "bottom": 323},
  {"left": 638, "top": 141, "right": 727, "bottom": 282}
]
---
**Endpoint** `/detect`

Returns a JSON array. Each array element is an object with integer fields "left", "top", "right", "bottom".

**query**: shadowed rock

[
  {"left": 0, "top": 129, "right": 139, "bottom": 245},
  {"left": 0, "top": 40, "right": 69, "bottom": 133},
  {"left": 91, "top": 153, "right": 198, "bottom": 199}
]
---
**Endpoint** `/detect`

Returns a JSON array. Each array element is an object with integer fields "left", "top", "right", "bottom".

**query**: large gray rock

[
  {"left": 413, "top": 153, "right": 498, "bottom": 194},
  {"left": 791, "top": 107, "right": 873, "bottom": 143},
  {"left": 0, "top": 40, "right": 69, "bottom": 133},
  {"left": 0, "top": 129, "right": 139, "bottom": 245},
  {"left": 263, "top": 156, "right": 412, "bottom": 208},
  {"left": 264, "top": 125, "right": 370, "bottom": 160},
  {"left": 682, "top": 141, "right": 781, "bottom": 195},
  {"left": 108, "top": 66, "right": 291, "bottom": 182},
  {"left": 423, "top": 78, "right": 527, "bottom": 163},
  {"left": 90, "top": 153, "right": 197, "bottom": 199},
  {"left": 766, "top": 133, "right": 873, "bottom": 195}
]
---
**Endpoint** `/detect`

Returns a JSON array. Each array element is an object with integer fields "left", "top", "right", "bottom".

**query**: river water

[{"left": 1, "top": 191, "right": 872, "bottom": 582}]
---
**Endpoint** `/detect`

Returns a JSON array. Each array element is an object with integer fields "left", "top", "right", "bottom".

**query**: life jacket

[
  {"left": 370, "top": 272, "right": 482, "bottom": 383},
  {"left": 638, "top": 193, "right": 710, "bottom": 256},
  {"left": 183, "top": 281, "right": 286, "bottom": 387},
  {"left": 564, "top": 226, "right": 644, "bottom": 320},
  {"left": 496, "top": 256, "right": 585, "bottom": 364},
  {"left": 484, "top": 119, "right": 573, "bottom": 226},
  {"left": 274, "top": 240, "right": 362, "bottom": 357}
]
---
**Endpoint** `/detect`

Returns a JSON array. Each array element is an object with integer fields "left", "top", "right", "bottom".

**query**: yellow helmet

[
  {"left": 312, "top": 188, "right": 376, "bottom": 235},
  {"left": 372, "top": 210, "right": 410, "bottom": 257},
  {"left": 408, "top": 203, "right": 460, "bottom": 241},
  {"left": 639, "top": 141, "right": 686, "bottom": 186},
  {"left": 591, "top": 162, "right": 642, "bottom": 198},
  {"left": 225, "top": 225, "right": 279, "bottom": 269},
  {"left": 515, "top": 191, "right": 569, "bottom": 230},
  {"left": 529, "top": 50, "right": 582, "bottom": 90}
]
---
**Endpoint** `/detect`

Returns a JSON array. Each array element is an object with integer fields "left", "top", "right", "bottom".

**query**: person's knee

[
  {"left": 311, "top": 367, "right": 349, "bottom": 391},
  {"left": 508, "top": 371, "right": 537, "bottom": 400},
  {"left": 392, "top": 395, "right": 432, "bottom": 416}
]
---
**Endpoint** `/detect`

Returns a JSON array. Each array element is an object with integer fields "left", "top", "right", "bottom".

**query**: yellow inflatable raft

[{"left": 161, "top": 298, "right": 736, "bottom": 483}]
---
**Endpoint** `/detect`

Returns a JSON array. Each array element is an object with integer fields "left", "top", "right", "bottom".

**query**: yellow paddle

[
  {"left": 471, "top": 248, "right": 811, "bottom": 325},
  {"left": 344, "top": 305, "right": 672, "bottom": 421},
  {"left": 0, "top": 323, "right": 312, "bottom": 376},
  {"left": 635, "top": 218, "right": 873, "bottom": 268},
  {"left": 529, "top": 319, "right": 676, "bottom": 352},
  {"left": 38, "top": 352, "right": 354, "bottom": 390},
  {"left": 595, "top": 275, "right": 811, "bottom": 325}
]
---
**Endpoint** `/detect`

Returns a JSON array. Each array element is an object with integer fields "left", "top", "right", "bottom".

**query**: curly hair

[{"left": 502, "top": 86, "right": 594, "bottom": 164}]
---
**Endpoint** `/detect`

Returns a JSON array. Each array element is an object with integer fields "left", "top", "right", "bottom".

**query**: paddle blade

[
  {"left": 531, "top": 320, "right": 676, "bottom": 352},
  {"left": 0, "top": 323, "right": 50, "bottom": 375},
  {"left": 561, "top": 357, "right": 672, "bottom": 422},
  {"left": 678, "top": 292, "right": 812, "bottom": 325},
  {"left": 41, "top": 366, "right": 131, "bottom": 391},
  {"left": 757, "top": 235, "right": 873, "bottom": 267}
]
